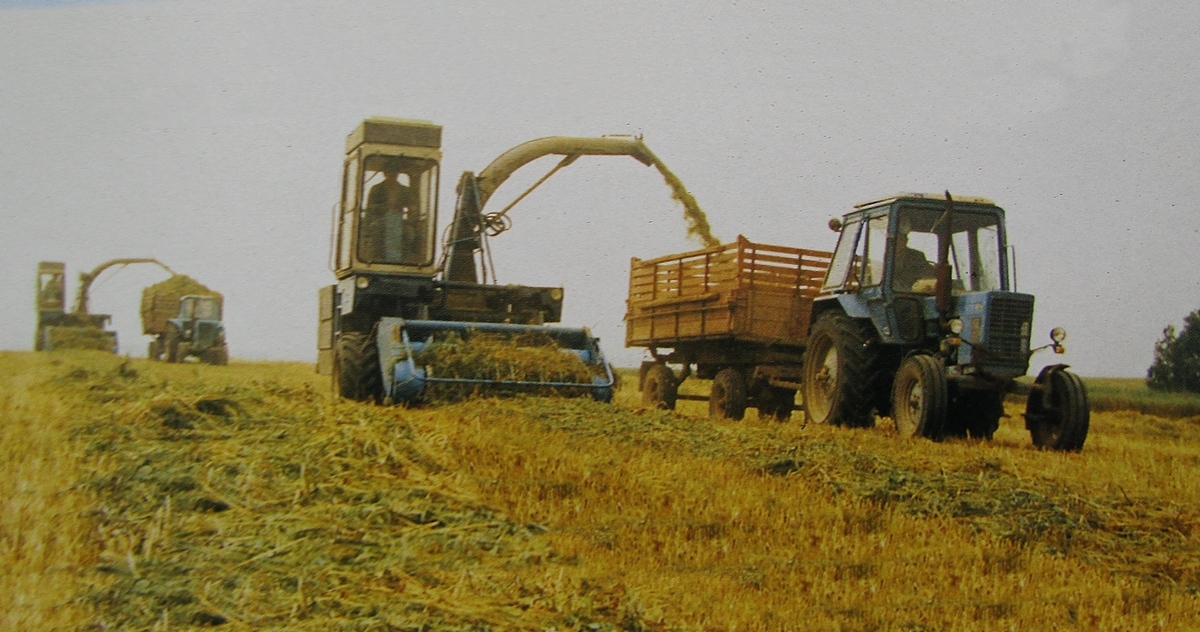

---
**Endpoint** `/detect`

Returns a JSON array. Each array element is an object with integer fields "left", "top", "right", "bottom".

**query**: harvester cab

[
  {"left": 807, "top": 192, "right": 1089, "bottom": 450},
  {"left": 319, "top": 117, "right": 661, "bottom": 405}
]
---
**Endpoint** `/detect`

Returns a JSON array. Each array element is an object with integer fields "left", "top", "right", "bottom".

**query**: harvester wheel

[
  {"left": 336, "top": 331, "right": 383, "bottom": 403},
  {"left": 641, "top": 363, "right": 678, "bottom": 410},
  {"left": 755, "top": 386, "right": 794, "bottom": 422},
  {"left": 803, "top": 312, "right": 883, "bottom": 427},
  {"left": 1026, "top": 368, "right": 1089, "bottom": 451},
  {"left": 947, "top": 390, "right": 1004, "bottom": 440},
  {"left": 891, "top": 354, "right": 947, "bottom": 440},
  {"left": 709, "top": 368, "right": 748, "bottom": 420}
]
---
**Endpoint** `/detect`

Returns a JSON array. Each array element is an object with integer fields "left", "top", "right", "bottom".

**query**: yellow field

[{"left": 2, "top": 350, "right": 1198, "bottom": 630}]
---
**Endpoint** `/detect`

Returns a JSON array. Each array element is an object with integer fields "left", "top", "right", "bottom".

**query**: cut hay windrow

[
  {"left": 412, "top": 332, "right": 604, "bottom": 403},
  {"left": 44, "top": 326, "right": 115, "bottom": 351}
]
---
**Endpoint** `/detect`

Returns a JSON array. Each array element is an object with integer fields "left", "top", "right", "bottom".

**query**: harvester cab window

[
  {"left": 892, "top": 207, "right": 1004, "bottom": 294},
  {"left": 37, "top": 270, "right": 64, "bottom": 311},
  {"left": 357, "top": 156, "right": 437, "bottom": 268}
]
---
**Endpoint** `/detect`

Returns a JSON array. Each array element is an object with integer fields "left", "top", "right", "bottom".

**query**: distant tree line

[{"left": 1147, "top": 308, "right": 1200, "bottom": 394}]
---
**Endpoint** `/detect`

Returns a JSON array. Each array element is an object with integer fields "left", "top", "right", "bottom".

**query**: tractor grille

[{"left": 986, "top": 296, "right": 1032, "bottom": 358}]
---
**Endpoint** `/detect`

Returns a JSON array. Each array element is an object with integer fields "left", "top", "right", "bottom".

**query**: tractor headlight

[
  {"left": 1050, "top": 327, "right": 1067, "bottom": 343},
  {"left": 549, "top": 288, "right": 563, "bottom": 301},
  {"left": 356, "top": 276, "right": 370, "bottom": 289},
  {"left": 948, "top": 318, "right": 964, "bottom": 335}
]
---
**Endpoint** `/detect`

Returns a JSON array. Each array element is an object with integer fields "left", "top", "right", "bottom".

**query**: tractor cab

[
  {"left": 820, "top": 193, "right": 1038, "bottom": 381},
  {"left": 166, "top": 295, "right": 227, "bottom": 364}
]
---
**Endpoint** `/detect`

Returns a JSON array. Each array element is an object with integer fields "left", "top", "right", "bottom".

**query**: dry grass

[
  {"left": 415, "top": 332, "right": 604, "bottom": 402},
  {"left": 2, "top": 351, "right": 1200, "bottom": 630}
]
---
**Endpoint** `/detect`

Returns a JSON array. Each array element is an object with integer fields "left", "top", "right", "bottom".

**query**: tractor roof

[{"left": 853, "top": 192, "right": 997, "bottom": 210}]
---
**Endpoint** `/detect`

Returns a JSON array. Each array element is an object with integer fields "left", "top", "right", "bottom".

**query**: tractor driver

[
  {"left": 893, "top": 227, "right": 936, "bottom": 293},
  {"left": 363, "top": 167, "right": 418, "bottom": 264}
]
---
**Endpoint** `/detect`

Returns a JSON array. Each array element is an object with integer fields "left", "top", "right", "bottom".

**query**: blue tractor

[
  {"left": 317, "top": 118, "right": 679, "bottom": 405},
  {"left": 804, "top": 192, "right": 1088, "bottom": 450}
]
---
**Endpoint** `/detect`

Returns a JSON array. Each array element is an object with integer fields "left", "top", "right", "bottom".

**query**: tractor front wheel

[
  {"left": 641, "top": 363, "right": 678, "bottom": 410},
  {"left": 1026, "top": 368, "right": 1089, "bottom": 451},
  {"left": 891, "top": 354, "right": 947, "bottom": 440},
  {"left": 336, "top": 331, "right": 383, "bottom": 403},
  {"left": 709, "top": 368, "right": 748, "bottom": 420},
  {"left": 202, "top": 343, "right": 229, "bottom": 366}
]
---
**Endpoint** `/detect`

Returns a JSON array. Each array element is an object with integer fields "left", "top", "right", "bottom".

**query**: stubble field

[{"left": 3, "top": 350, "right": 1200, "bottom": 630}]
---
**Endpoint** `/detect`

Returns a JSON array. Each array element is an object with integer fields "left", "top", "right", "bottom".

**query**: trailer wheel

[
  {"left": 1026, "top": 368, "right": 1089, "bottom": 451},
  {"left": 709, "top": 368, "right": 748, "bottom": 420},
  {"left": 148, "top": 338, "right": 164, "bottom": 361},
  {"left": 641, "top": 363, "right": 678, "bottom": 410},
  {"left": 891, "top": 354, "right": 947, "bottom": 440},
  {"left": 947, "top": 390, "right": 1004, "bottom": 440},
  {"left": 336, "top": 331, "right": 384, "bottom": 403},
  {"left": 756, "top": 386, "right": 795, "bottom": 422},
  {"left": 803, "top": 313, "right": 882, "bottom": 427},
  {"left": 165, "top": 330, "right": 180, "bottom": 363}
]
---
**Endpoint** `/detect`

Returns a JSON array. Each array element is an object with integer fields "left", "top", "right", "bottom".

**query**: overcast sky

[{"left": 2, "top": 0, "right": 1197, "bottom": 376}]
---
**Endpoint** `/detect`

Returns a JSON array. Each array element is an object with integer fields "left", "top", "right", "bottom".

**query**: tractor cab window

[
  {"left": 822, "top": 218, "right": 862, "bottom": 292},
  {"left": 891, "top": 207, "right": 1004, "bottom": 294},
  {"left": 357, "top": 155, "right": 438, "bottom": 267},
  {"left": 193, "top": 298, "right": 221, "bottom": 320}
]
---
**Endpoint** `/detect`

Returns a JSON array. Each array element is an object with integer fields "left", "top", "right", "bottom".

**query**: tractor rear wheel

[
  {"left": 755, "top": 386, "right": 795, "bottom": 422},
  {"left": 709, "top": 368, "right": 748, "bottom": 420},
  {"left": 891, "top": 354, "right": 947, "bottom": 440},
  {"left": 1026, "top": 369, "right": 1089, "bottom": 451},
  {"left": 947, "top": 389, "right": 1004, "bottom": 440},
  {"left": 641, "top": 363, "right": 678, "bottom": 410},
  {"left": 335, "top": 331, "right": 383, "bottom": 403},
  {"left": 803, "top": 312, "right": 882, "bottom": 427},
  {"left": 202, "top": 343, "right": 229, "bottom": 366}
]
